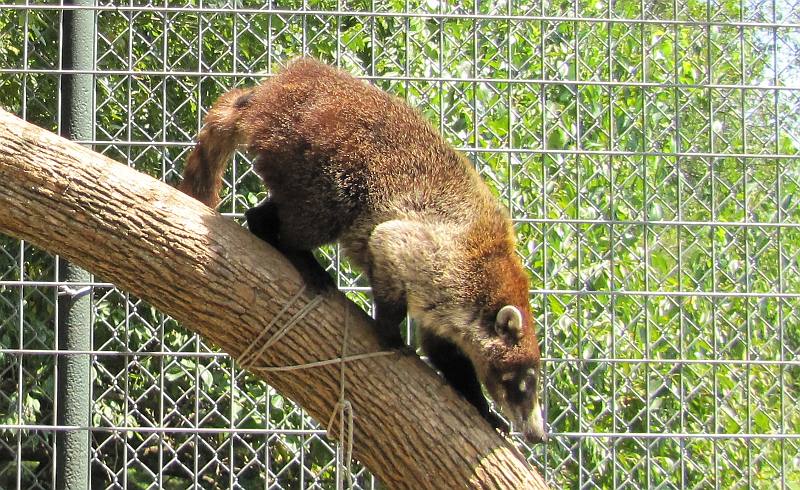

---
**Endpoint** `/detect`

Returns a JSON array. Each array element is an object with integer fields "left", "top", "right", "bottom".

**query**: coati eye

[
  {"left": 499, "top": 372, "right": 524, "bottom": 404},
  {"left": 501, "top": 368, "right": 538, "bottom": 404}
]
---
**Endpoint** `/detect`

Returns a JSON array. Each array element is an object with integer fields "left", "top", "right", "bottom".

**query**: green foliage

[{"left": 1, "top": 0, "right": 799, "bottom": 488}]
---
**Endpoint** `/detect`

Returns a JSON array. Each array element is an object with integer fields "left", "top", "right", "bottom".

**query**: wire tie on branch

[
  {"left": 57, "top": 285, "right": 92, "bottom": 300},
  {"left": 326, "top": 305, "right": 354, "bottom": 490},
  {"left": 238, "top": 285, "right": 394, "bottom": 488},
  {"left": 238, "top": 285, "right": 324, "bottom": 368}
]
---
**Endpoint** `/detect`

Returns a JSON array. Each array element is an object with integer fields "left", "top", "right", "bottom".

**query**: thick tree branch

[{"left": 0, "top": 109, "right": 547, "bottom": 489}]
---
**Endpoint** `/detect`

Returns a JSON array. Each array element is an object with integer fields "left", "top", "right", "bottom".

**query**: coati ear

[{"left": 495, "top": 305, "right": 523, "bottom": 343}]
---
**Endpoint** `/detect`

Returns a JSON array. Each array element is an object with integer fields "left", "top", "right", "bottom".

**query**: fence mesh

[{"left": 1, "top": 1, "right": 799, "bottom": 488}]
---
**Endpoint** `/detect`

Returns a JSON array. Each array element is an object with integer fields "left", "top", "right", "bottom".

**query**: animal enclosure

[{"left": 0, "top": 1, "right": 799, "bottom": 489}]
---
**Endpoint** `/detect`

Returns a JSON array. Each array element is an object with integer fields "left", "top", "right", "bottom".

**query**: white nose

[
  {"left": 522, "top": 403, "right": 548, "bottom": 444},
  {"left": 525, "top": 425, "right": 548, "bottom": 444}
]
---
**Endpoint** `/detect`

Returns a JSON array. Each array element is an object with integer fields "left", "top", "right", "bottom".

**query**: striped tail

[{"left": 179, "top": 87, "right": 254, "bottom": 208}]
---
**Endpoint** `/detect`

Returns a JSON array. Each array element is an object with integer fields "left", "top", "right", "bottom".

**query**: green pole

[{"left": 56, "top": 1, "right": 95, "bottom": 488}]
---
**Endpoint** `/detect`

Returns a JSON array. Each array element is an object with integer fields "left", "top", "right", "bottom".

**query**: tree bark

[{"left": 0, "top": 109, "right": 547, "bottom": 489}]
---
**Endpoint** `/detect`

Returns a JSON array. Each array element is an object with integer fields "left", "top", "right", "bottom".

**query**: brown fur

[{"left": 180, "top": 58, "right": 547, "bottom": 442}]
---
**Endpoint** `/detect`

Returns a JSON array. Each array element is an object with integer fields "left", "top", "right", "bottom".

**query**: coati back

[{"left": 180, "top": 58, "right": 547, "bottom": 443}]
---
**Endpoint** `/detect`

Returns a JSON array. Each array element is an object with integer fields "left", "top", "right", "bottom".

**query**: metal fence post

[{"left": 56, "top": 0, "right": 95, "bottom": 488}]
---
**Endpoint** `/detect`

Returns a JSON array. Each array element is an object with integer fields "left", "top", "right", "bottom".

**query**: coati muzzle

[{"left": 519, "top": 398, "right": 548, "bottom": 443}]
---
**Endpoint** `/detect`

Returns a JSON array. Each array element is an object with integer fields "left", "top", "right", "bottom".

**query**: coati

[{"left": 179, "top": 58, "right": 547, "bottom": 443}]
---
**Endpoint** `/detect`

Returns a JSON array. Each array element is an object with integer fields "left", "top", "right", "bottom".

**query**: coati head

[
  {"left": 418, "top": 291, "right": 547, "bottom": 443},
  {"left": 369, "top": 217, "right": 546, "bottom": 442},
  {"left": 461, "top": 221, "right": 548, "bottom": 443},
  {"left": 408, "top": 229, "right": 547, "bottom": 443},
  {"left": 478, "top": 304, "right": 547, "bottom": 443}
]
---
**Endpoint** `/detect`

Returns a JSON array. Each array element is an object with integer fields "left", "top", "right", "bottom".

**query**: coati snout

[{"left": 179, "top": 58, "right": 548, "bottom": 443}]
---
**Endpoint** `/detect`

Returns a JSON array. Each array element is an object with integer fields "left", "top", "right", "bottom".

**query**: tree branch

[{"left": 0, "top": 109, "right": 547, "bottom": 489}]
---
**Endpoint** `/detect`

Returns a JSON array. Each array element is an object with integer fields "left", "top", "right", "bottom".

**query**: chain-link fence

[{"left": 1, "top": 1, "right": 799, "bottom": 488}]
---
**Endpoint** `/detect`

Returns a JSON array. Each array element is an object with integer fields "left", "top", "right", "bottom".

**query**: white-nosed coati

[{"left": 179, "top": 58, "right": 547, "bottom": 443}]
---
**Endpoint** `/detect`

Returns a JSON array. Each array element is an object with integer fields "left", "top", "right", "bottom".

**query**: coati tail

[{"left": 179, "top": 87, "right": 254, "bottom": 208}]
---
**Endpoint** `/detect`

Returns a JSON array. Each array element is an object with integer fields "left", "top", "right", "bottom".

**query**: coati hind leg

[
  {"left": 420, "top": 331, "right": 510, "bottom": 433},
  {"left": 245, "top": 200, "right": 335, "bottom": 293}
]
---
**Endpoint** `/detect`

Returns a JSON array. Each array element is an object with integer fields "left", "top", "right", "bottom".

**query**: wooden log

[{"left": 0, "top": 108, "right": 547, "bottom": 489}]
